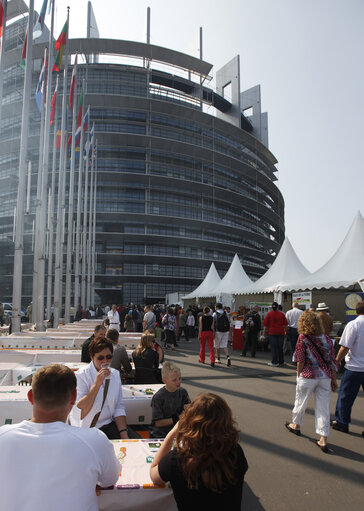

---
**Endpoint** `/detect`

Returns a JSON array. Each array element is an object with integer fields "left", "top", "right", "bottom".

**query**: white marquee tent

[
  {"left": 182, "top": 263, "right": 221, "bottom": 299},
  {"left": 214, "top": 254, "right": 252, "bottom": 295},
  {"left": 237, "top": 237, "right": 311, "bottom": 295},
  {"left": 282, "top": 211, "right": 364, "bottom": 291}
]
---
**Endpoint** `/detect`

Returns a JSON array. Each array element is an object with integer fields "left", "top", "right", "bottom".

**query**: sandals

[
  {"left": 284, "top": 422, "right": 301, "bottom": 436},
  {"left": 315, "top": 441, "right": 328, "bottom": 453}
]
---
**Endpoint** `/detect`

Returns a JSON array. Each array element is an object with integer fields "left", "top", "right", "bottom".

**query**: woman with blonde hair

[
  {"left": 150, "top": 393, "right": 248, "bottom": 510},
  {"left": 285, "top": 310, "right": 338, "bottom": 452},
  {"left": 132, "top": 331, "right": 160, "bottom": 384}
]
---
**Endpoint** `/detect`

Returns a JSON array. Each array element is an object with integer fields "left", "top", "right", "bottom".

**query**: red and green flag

[
  {"left": 52, "top": 20, "right": 67, "bottom": 72},
  {"left": 20, "top": 30, "right": 28, "bottom": 70}
]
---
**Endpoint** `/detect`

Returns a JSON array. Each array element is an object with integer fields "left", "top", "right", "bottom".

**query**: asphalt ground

[{"left": 165, "top": 336, "right": 363, "bottom": 511}]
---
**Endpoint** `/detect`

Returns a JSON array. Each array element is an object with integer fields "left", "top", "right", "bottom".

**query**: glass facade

[{"left": 0, "top": 16, "right": 284, "bottom": 305}]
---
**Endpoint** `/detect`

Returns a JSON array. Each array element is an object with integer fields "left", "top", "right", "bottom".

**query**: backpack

[
  {"left": 216, "top": 311, "right": 230, "bottom": 332},
  {"left": 132, "top": 309, "right": 139, "bottom": 320}
]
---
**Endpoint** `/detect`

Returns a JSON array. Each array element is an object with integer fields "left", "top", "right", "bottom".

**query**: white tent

[
  {"left": 283, "top": 211, "right": 364, "bottom": 291},
  {"left": 182, "top": 263, "right": 221, "bottom": 299},
  {"left": 238, "top": 237, "right": 311, "bottom": 294},
  {"left": 214, "top": 254, "right": 252, "bottom": 295}
]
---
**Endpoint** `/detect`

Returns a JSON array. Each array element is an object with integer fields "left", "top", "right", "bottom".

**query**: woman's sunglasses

[{"left": 96, "top": 354, "right": 113, "bottom": 361}]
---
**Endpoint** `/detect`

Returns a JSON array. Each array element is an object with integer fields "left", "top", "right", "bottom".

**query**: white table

[
  {"left": 0, "top": 362, "right": 88, "bottom": 386},
  {"left": 98, "top": 439, "right": 176, "bottom": 511},
  {"left": 0, "top": 337, "right": 77, "bottom": 349},
  {"left": 0, "top": 383, "right": 161, "bottom": 426},
  {"left": 0, "top": 349, "right": 82, "bottom": 364}
]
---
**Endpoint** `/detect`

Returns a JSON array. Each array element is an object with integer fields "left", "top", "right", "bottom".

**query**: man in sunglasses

[{"left": 70, "top": 338, "right": 129, "bottom": 439}]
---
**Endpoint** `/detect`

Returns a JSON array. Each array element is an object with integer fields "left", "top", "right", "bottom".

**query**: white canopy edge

[{"left": 182, "top": 262, "right": 221, "bottom": 299}]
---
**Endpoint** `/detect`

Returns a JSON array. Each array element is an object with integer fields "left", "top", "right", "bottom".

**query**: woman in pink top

[{"left": 285, "top": 311, "right": 338, "bottom": 452}]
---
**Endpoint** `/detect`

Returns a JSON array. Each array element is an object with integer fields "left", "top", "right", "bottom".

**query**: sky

[{"left": 40, "top": 0, "right": 364, "bottom": 272}]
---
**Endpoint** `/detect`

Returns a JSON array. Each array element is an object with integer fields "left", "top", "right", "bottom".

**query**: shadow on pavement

[
  {"left": 240, "top": 432, "right": 363, "bottom": 486},
  {"left": 243, "top": 482, "right": 266, "bottom": 510}
]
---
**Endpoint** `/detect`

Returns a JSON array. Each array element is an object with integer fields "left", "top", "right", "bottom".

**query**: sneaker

[
  {"left": 198, "top": 360, "right": 204, "bottom": 364},
  {"left": 331, "top": 420, "right": 349, "bottom": 433},
  {"left": 217, "top": 358, "right": 221, "bottom": 364},
  {"left": 227, "top": 357, "right": 231, "bottom": 367},
  {"left": 210, "top": 362, "right": 215, "bottom": 367},
  {"left": 268, "top": 362, "right": 279, "bottom": 367}
]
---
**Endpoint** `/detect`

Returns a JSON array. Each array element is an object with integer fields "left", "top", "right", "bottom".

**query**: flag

[
  {"left": 56, "top": 129, "right": 62, "bottom": 149},
  {"left": 84, "top": 122, "right": 94, "bottom": 159},
  {"left": 82, "top": 106, "right": 89, "bottom": 133},
  {"left": 52, "top": 20, "right": 67, "bottom": 72},
  {"left": 35, "top": 49, "right": 47, "bottom": 112},
  {"left": 76, "top": 84, "right": 84, "bottom": 126},
  {"left": 74, "top": 125, "right": 82, "bottom": 147},
  {"left": 92, "top": 140, "right": 97, "bottom": 160},
  {"left": 69, "top": 53, "right": 78, "bottom": 110},
  {"left": 76, "top": 107, "right": 89, "bottom": 148},
  {"left": 50, "top": 75, "right": 58, "bottom": 126},
  {"left": 20, "top": 30, "right": 28, "bottom": 70},
  {"left": 0, "top": 0, "right": 7, "bottom": 39},
  {"left": 33, "top": 0, "right": 48, "bottom": 40},
  {"left": 55, "top": 20, "right": 67, "bottom": 50}
]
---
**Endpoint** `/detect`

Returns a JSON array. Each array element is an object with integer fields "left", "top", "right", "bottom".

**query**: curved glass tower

[{"left": 0, "top": 11, "right": 284, "bottom": 306}]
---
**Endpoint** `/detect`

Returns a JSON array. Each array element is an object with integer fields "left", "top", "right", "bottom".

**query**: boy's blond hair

[{"left": 161, "top": 361, "right": 181, "bottom": 379}]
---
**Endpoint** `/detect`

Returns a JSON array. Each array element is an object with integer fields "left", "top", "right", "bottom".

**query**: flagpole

[
  {"left": 32, "top": 50, "right": 46, "bottom": 327},
  {"left": 91, "top": 140, "right": 97, "bottom": 308},
  {"left": 35, "top": 0, "right": 55, "bottom": 330},
  {"left": 0, "top": 0, "right": 8, "bottom": 123},
  {"left": 86, "top": 129, "right": 94, "bottom": 308},
  {"left": 46, "top": 78, "right": 58, "bottom": 323},
  {"left": 81, "top": 106, "right": 90, "bottom": 308},
  {"left": 64, "top": 62, "right": 78, "bottom": 324},
  {"left": 74, "top": 78, "right": 85, "bottom": 310},
  {"left": 12, "top": 0, "right": 34, "bottom": 333},
  {"left": 53, "top": 7, "right": 70, "bottom": 327}
]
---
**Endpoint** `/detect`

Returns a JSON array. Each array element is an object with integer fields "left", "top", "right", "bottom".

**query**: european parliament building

[{"left": 0, "top": 2, "right": 285, "bottom": 306}]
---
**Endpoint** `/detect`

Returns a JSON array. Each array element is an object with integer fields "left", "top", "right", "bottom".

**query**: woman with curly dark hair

[
  {"left": 285, "top": 310, "right": 338, "bottom": 452},
  {"left": 150, "top": 393, "right": 248, "bottom": 510}
]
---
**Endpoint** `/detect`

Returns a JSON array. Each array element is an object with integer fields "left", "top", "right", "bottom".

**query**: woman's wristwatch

[{"left": 119, "top": 428, "right": 127, "bottom": 433}]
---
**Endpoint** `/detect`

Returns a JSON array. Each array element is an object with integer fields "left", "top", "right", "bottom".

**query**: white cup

[{"left": 101, "top": 362, "right": 111, "bottom": 379}]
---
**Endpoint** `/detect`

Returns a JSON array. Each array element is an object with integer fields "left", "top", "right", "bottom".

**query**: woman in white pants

[{"left": 285, "top": 310, "right": 338, "bottom": 452}]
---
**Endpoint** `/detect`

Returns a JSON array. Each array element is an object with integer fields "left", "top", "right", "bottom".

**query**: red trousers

[{"left": 200, "top": 331, "right": 215, "bottom": 364}]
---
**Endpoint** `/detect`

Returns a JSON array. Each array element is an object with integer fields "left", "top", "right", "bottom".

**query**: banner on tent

[{"left": 292, "top": 292, "right": 312, "bottom": 309}]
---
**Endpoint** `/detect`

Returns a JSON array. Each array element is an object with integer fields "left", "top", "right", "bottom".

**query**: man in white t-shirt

[
  {"left": 285, "top": 301, "right": 303, "bottom": 355},
  {"left": 331, "top": 300, "right": 364, "bottom": 434},
  {"left": 0, "top": 364, "right": 120, "bottom": 511},
  {"left": 108, "top": 304, "right": 120, "bottom": 332}
]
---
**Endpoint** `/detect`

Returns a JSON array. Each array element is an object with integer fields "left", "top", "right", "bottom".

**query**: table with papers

[{"left": 98, "top": 439, "right": 176, "bottom": 511}]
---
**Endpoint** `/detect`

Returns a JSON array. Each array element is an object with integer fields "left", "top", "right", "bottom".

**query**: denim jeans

[
  {"left": 334, "top": 367, "right": 364, "bottom": 426},
  {"left": 269, "top": 335, "right": 284, "bottom": 364}
]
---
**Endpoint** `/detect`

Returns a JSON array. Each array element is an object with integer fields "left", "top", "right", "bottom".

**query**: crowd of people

[{"left": 0, "top": 297, "right": 363, "bottom": 510}]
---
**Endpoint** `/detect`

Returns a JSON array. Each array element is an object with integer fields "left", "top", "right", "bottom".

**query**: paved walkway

[{"left": 166, "top": 337, "right": 363, "bottom": 511}]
